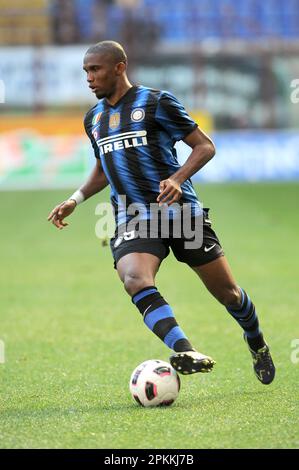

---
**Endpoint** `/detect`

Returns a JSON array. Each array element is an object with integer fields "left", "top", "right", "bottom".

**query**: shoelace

[{"left": 256, "top": 349, "right": 273, "bottom": 369}]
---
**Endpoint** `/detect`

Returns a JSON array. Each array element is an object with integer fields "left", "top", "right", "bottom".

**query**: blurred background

[
  {"left": 2, "top": 2, "right": 299, "bottom": 451},
  {"left": 1, "top": 0, "right": 299, "bottom": 189}
]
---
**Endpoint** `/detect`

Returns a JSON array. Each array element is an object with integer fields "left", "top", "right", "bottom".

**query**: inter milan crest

[
  {"left": 131, "top": 108, "right": 145, "bottom": 122},
  {"left": 109, "top": 112, "right": 120, "bottom": 130},
  {"left": 92, "top": 112, "right": 102, "bottom": 126}
]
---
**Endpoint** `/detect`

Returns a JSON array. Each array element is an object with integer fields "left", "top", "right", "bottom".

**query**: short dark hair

[{"left": 85, "top": 41, "right": 127, "bottom": 65}]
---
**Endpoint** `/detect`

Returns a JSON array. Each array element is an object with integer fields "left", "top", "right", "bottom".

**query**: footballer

[{"left": 48, "top": 41, "right": 275, "bottom": 385}]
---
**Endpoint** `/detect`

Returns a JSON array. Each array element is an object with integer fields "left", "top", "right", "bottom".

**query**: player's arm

[
  {"left": 47, "top": 158, "right": 109, "bottom": 230},
  {"left": 157, "top": 127, "right": 215, "bottom": 206},
  {"left": 78, "top": 157, "right": 109, "bottom": 200}
]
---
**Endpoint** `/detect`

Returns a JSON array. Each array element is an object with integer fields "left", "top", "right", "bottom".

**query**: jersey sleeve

[
  {"left": 155, "top": 91, "right": 198, "bottom": 142},
  {"left": 84, "top": 108, "right": 100, "bottom": 159}
]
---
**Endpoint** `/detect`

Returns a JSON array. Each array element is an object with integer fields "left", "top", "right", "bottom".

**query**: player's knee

[
  {"left": 123, "top": 272, "right": 153, "bottom": 297},
  {"left": 218, "top": 286, "right": 241, "bottom": 308}
]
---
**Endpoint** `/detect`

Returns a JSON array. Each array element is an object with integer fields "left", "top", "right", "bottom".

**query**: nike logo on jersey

[
  {"left": 204, "top": 243, "right": 216, "bottom": 252},
  {"left": 97, "top": 130, "right": 148, "bottom": 155}
]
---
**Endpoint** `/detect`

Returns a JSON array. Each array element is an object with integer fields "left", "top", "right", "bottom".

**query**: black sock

[
  {"left": 132, "top": 286, "right": 193, "bottom": 352},
  {"left": 247, "top": 333, "right": 266, "bottom": 352}
]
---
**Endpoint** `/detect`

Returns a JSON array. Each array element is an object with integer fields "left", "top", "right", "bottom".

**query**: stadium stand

[
  {"left": 1, "top": 0, "right": 298, "bottom": 46},
  {"left": 0, "top": 0, "right": 52, "bottom": 45},
  {"left": 97, "top": 0, "right": 299, "bottom": 43}
]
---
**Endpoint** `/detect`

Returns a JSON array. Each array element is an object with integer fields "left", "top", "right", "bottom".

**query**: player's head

[{"left": 83, "top": 41, "right": 128, "bottom": 99}]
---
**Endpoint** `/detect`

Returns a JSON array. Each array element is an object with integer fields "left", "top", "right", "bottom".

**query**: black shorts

[{"left": 110, "top": 208, "right": 224, "bottom": 269}]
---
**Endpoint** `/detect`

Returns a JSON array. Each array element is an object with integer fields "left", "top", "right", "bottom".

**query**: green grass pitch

[{"left": 0, "top": 183, "right": 298, "bottom": 449}]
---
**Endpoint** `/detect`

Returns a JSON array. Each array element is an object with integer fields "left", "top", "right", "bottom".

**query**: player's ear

[{"left": 115, "top": 62, "right": 126, "bottom": 75}]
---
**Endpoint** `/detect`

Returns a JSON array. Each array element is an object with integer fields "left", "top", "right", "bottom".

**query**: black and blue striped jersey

[{"left": 84, "top": 85, "right": 202, "bottom": 225}]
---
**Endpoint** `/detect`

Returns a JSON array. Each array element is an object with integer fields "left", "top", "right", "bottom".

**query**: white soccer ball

[{"left": 129, "top": 359, "right": 181, "bottom": 407}]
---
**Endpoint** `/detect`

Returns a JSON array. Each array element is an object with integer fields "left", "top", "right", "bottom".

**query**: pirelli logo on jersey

[{"left": 97, "top": 130, "right": 148, "bottom": 156}]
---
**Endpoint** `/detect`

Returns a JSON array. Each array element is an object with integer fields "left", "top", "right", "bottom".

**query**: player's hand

[
  {"left": 157, "top": 178, "right": 182, "bottom": 206},
  {"left": 47, "top": 200, "right": 77, "bottom": 230}
]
